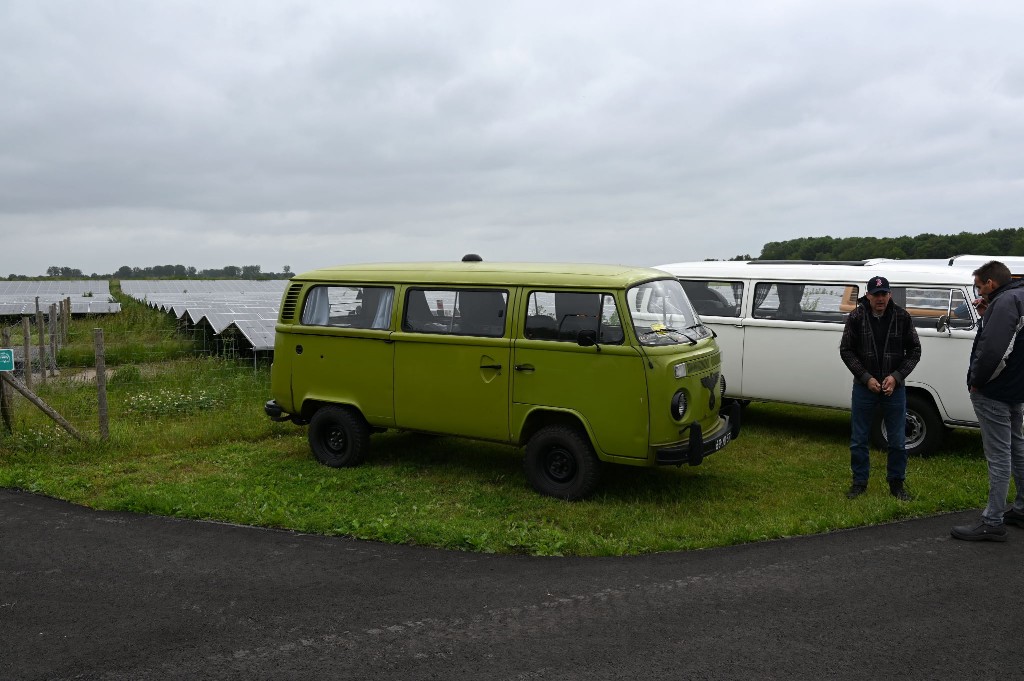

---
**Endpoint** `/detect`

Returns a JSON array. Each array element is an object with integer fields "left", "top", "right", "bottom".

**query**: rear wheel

[
  {"left": 523, "top": 425, "right": 601, "bottom": 500},
  {"left": 308, "top": 406, "right": 370, "bottom": 467},
  {"left": 871, "top": 393, "right": 944, "bottom": 457}
]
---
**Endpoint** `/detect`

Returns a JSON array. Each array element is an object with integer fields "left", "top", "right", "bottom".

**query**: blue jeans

[
  {"left": 970, "top": 392, "right": 1024, "bottom": 526},
  {"left": 850, "top": 382, "right": 907, "bottom": 484}
]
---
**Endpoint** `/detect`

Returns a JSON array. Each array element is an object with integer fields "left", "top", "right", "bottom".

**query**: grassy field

[{"left": 0, "top": 296, "right": 992, "bottom": 556}]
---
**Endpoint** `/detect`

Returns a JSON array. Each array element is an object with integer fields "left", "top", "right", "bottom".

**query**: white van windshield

[{"left": 627, "top": 279, "right": 709, "bottom": 346}]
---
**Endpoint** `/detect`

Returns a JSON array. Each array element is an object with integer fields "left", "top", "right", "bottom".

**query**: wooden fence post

[
  {"left": 63, "top": 297, "right": 70, "bottom": 343},
  {"left": 1, "top": 327, "right": 13, "bottom": 434},
  {"left": 95, "top": 328, "right": 109, "bottom": 441},
  {"left": 0, "top": 373, "right": 84, "bottom": 441},
  {"left": 21, "top": 316, "right": 32, "bottom": 391},
  {"left": 35, "top": 310, "right": 46, "bottom": 385},
  {"left": 49, "top": 303, "right": 58, "bottom": 375}
]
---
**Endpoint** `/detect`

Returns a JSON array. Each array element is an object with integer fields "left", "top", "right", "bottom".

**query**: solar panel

[{"left": 120, "top": 280, "right": 289, "bottom": 353}]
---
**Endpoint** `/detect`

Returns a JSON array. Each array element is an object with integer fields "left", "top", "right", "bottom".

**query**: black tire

[
  {"left": 871, "top": 393, "right": 945, "bottom": 457},
  {"left": 523, "top": 425, "right": 601, "bottom": 500},
  {"left": 308, "top": 406, "right": 370, "bottom": 467}
]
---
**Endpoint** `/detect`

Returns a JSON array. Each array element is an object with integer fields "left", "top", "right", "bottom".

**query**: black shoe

[
  {"left": 951, "top": 522, "right": 1007, "bottom": 542},
  {"left": 888, "top": 479, "right": 912, "bottom": 501},
  {"left": 1004, "top": 507, "right": 1024, "bottom": 527},
  {"left": 846, "top": 483, "right": 867, "bottom": 499}
]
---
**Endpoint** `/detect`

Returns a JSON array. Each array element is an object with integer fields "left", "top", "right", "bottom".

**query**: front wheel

[
  {"left": 872, "top": 393, "right": 944, "bottom": 457},
  {"left": 523, "top": 425, "right": 601, "bottom": 500},
  {"left": 308, "top": 406, "right": 371, "bottom": 467}
]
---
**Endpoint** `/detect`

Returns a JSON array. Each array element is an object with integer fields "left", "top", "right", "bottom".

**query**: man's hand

[
  {"left": 867, "top": 377, "right": 882, "bottom": 394},
  {"left": 881, "top": 375, "right": 897, "bottom": 396}
]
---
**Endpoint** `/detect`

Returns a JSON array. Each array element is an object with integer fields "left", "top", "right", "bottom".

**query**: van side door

[
  {"left": 392, "top": 286, "right": 513, "bottom": 441},
  {"left": 678, "top": 279, "right": 746, "bottom": 396},
  {"left": 291, "top": 284, "right": 397, "bottom": 425},
  {"left": 742, "top": 281, "right": 854, "bottom": 409},
  {"left": 511, "top": 289, "right": 648, "bottom": 458}
]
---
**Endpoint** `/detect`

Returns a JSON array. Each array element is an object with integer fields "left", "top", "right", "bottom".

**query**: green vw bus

[{"left": 265, "top": 259, "right": 739, "bottom": 499}]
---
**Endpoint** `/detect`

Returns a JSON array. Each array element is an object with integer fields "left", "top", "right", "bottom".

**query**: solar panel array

[
  {"left": 121, "top": 280, "right": 288, "bottom": 351},
  {"left": 0, "top": 280, "right": 121, "bottom": 315}
]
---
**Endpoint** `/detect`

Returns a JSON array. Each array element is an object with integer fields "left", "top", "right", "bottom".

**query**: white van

[{"left": 654, "top": 257, "right": 1000, "bottom": 456}]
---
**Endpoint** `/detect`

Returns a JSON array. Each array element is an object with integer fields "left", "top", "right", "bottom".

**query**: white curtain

[
  {"left": 301, "top": 286, "right": 330, "bottom": 325},
  {"left": 372, "top": 288, "right": 394, "bottom": 329}
]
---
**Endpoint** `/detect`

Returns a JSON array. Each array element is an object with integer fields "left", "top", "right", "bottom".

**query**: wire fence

[{"left": 0, "top": 302, "right": 273, "bottom": 449}]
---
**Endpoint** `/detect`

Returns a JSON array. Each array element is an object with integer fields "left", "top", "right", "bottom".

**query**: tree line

[
  {"left": 753, "top": 227, "right": 1024, "bottom": 261},
  {"left": 4, "top": 264, "right": 294, "bottom": 281}
]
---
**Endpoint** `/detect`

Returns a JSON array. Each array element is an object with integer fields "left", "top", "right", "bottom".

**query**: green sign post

[{"left": 0, "top": 349, "right": 13, "bottom": 372}]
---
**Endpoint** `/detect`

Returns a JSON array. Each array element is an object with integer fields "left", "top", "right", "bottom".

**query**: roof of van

[
  {"left": 653, "top": 259, "right": 979, "bottom": 287},
  {"left": 294, "top": 262, "right": 674, "bottom": 288}
]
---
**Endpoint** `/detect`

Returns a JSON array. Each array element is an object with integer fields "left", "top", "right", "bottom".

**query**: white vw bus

[{"left": 654, "top": 256, "right": 1011, "bottom": 456}]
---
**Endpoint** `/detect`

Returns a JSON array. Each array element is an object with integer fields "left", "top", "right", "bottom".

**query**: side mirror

[
  {"left": 936, "top": 314, "right": 949, "bottom": 333},
  {"left": 577, "top": 329, "right": 599, "bottom": 349}
]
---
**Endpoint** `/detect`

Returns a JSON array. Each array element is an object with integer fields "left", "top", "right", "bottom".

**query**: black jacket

[
  {"left": 840, "top": 297, "right": 921, "bottom": 385},
  {"left": 968, "top": 279, "right": 1024, "bottom": 402}
]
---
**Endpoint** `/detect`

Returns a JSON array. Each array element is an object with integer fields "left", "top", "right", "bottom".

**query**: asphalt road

[{"left": 2, "top": 488, "right": 1021, "bottom": 680}]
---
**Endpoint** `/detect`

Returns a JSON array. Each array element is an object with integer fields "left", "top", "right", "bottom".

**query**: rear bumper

[{"left": 655, "top": 402, "right": 742, "bottom": 466}]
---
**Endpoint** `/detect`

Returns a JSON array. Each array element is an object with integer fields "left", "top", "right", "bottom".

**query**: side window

[
  {"left": 300, "top": 285, "right": 394, "bottom": 329},
  {"left": 894, "top": 287, "right": 973, "bottom": 329},
  {"left": 402, "top": 288, "right": 508, "bottom": 337},
  {"left": 524, "top": 291, "right": 623, "bottom": 344},
  {"left": 680, "top": 280, "right": 742, "bottom": 317},
  {"left": 752, "top": 282, "right": 852, "bottom": 323}
]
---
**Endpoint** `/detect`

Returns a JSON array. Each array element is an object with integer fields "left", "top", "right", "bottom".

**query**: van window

[
  {"left": 627, "top": 278, "right": 709, "bottom": 345},
  {"left": 892, "top": 287, "right": 973, "bottom": 329},
  {"left": 402, "top": 288, "right": 508, "bottom": 337},
  {"left": 523, "top": 291, "right": 624, "bottom": 344},
  {"left": 301, "top": 285, "right": 394, "bottom": 329},
  {"left": 752, "top": 283, "right": 852, "bottom": 323},
  {"left": 680, "top": 280, "right": 742, "bottom": 317}
]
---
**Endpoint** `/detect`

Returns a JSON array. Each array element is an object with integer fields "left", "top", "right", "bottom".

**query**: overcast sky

[{"left": 2, "top": 1, "right": 1022, "bottom": 277}]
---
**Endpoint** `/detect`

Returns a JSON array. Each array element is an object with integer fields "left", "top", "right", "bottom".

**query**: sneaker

[
  {"left": 888, "top": 479, "right": 912, "bottom": 501},
  {"left": 1004, "top": 507, "right": 1024, "bottom": 527},
  {"left": 846, "top": 483, "right": 867, "bottom": 499},
  {"left": 951, "top": 522, "right": 1007, "bottom": 542}
]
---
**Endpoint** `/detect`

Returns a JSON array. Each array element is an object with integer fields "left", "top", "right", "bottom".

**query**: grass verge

[{"left": 0, "top": 356, "right": 990, "bottom": 556}]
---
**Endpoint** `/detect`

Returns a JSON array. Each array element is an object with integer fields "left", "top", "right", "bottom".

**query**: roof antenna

[{"left": 462, "top": 253, "right": 483, "bottom": 262}]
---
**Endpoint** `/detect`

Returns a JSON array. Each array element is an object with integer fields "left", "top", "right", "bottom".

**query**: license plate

[{"left": 711, "top": 431, "right": 731, "bottom": 452}]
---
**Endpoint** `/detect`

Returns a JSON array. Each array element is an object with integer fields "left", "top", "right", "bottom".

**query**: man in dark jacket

[
  {"left": 951, "top": 261, "right": 1024, "bottom": 541},
  {"left": 839, "top": 276, "right": 922, "bottom": 500}
]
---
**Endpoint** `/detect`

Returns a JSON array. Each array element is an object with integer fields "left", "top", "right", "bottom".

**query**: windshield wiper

[{"left": 640, "top": 327, "right": 697, "bottom": 345}]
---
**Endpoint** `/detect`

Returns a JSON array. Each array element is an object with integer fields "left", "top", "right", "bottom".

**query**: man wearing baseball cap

[{"left": 839, "top": 275, "right": 922, "bottom": 500}]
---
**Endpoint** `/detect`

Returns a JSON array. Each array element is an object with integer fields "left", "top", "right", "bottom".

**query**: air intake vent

[{"left": 280, "top": 283, "right": 303, "bottom": 321}]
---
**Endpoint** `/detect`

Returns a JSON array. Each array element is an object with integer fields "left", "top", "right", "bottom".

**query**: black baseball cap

[{"left": 867, "top": 276, "right": 890, "bottom": 294}]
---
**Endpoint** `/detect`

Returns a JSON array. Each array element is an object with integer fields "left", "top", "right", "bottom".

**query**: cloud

[{"left": 2, "top": 0, "right": 1023, "bottom": 276}]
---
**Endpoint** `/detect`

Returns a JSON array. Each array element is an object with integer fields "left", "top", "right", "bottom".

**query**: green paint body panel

[{"left": 269, "top": 262, "right": 730, "bottom": 465}]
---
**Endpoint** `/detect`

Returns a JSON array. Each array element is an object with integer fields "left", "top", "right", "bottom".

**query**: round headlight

[{"left": 671, "top": 389, "right": 688, "bottom": 420}]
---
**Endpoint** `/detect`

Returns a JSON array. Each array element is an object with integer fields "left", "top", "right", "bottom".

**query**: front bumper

[
  {"left": 655, "top": 402, "right": 742, "bottom": 466},
  {"left": 264, "top": 399, "right": 292, "bottom": 422}
]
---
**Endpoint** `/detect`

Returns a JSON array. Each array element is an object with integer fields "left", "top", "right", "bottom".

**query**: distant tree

[
  {"left": 283, "top": 265, "right": 291, "bottom": 274},
  {"left": 757, "top": 227, "right": 1024, "bottom": 261},
  {"left": 241, "top": 265, "right": 262, "bottom": 278}
]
